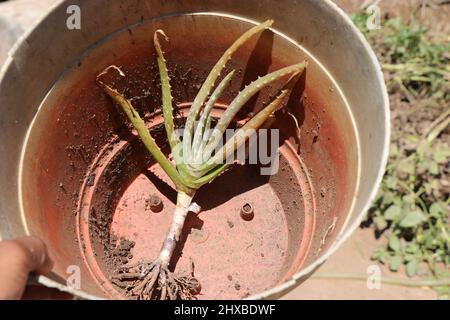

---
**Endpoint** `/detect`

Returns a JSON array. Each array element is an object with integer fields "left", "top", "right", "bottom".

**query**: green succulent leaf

[
  {"left": 204, "top": 62, "right": 307, "bottom": 158},
  {"left": 183, "top": 20, "right": 274, "bottom": 162},
  {"left": 96, "top": 80, "right": 192, "bottom": 194},
  {"left": 98, "top": 22, "right": 306, "bottom": 195}
]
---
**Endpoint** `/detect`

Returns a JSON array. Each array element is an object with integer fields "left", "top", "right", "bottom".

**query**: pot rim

[
  {"left": 249, "top": 0, "right": 390, "bottom": 300},
  {"left": 0, "top": 0, "right": 390, "bottom": 300}
]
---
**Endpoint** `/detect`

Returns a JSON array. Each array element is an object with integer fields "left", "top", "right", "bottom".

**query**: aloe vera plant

[{"left": 97, "top": 20, "right": 307, "bottom": 300}]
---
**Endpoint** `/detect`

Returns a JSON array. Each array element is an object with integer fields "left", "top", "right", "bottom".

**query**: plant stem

[
  {"left": 397, "top": 179, "right": 428, "bottom": 214},
  {"left": 158, "top": 191, "right": 195, "bottom": 267},
  {"left": 426, "top": 116, "right": 450, "bottom": 144},
  {"left": 422, "top": 109, "right": 450, "bottom": 139},
  {"left": 312, "top": 272, "right": 450, "bottom": 288}
]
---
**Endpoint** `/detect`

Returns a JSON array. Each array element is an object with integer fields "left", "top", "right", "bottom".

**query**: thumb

[{"left": 0, "top": 236, "right": 54, "bottom": 300}]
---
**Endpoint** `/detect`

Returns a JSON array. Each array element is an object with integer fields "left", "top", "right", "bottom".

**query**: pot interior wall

[{"left": 20, "top": 14, "right": 358, "bottom": 299}]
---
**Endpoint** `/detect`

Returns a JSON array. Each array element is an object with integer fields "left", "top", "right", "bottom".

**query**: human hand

[{"left": 0, "top": 236, "right": 53, "bottom": 300}]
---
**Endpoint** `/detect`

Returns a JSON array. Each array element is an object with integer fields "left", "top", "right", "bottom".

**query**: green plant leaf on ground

[
  {"left": 390, "top": 256, "right": 402, "bottom": 272},
  {"left": 399, "top": 210, "right": 427, "bottom": 228},
  {"left": 353, "top": 12, "right": 450, "bottom": 299},
  {"left": 406, "top": 260, "right": 419, "bottom": 277},
  {"left": 385, "top": 205, "right": 402, "bottom": 221},
  {"left": 389, "top": 234, "right": 402, "bottom": 252}
]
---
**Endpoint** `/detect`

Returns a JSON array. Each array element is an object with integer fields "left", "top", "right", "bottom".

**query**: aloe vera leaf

[
  {"left": 189, "top": 90, "right": 289, "bottom": 187},
  {"left": 183, "top": 162, "right": 231, "bottom": 190},
  {"left": 192, "top": 115, "right": 213, "bottom": 168},
  {"left": 154, "top": 30, "right": 202, "bottom": 183},
  {"left": 203, "top": 61, "right": 307, "bottom": 158},
  {"left": 193, "top": 88, "right": 289, "bottom": 177},
  {"left": 192, "top": 70, "right": 236, "bottom": 163},
  {"left": 182, "top": 20, "right": 274, "bottom": 162},
  {"left": 203, "top": 115, "right": 212, "bottom": 140},
  {"left": 153, "top": 30, "right": 183, "bottom": 161},
  {"left": 210, "top": 89, "right": 290, "bottom": 166},
  {"left": 98, "top": 82, "right": 193, "bottom": 194}
]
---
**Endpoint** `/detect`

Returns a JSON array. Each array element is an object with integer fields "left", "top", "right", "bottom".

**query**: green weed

[{"left": 353, "top": 12, "right": 450, "bottom": 299}]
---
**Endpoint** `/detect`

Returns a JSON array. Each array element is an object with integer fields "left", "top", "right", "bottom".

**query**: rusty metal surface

[{"left": 0, "top": 0, "right": 389, "bottom": 299}]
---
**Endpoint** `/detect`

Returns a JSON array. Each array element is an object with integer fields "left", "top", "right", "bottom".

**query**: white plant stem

[{"left": 158, "top": 191, "right": 195, "bottom": 267}]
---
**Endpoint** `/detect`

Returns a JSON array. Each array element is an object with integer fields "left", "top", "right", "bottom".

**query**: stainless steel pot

[{"left": 0, "top": 0, "right": 389, "bottom": 299}]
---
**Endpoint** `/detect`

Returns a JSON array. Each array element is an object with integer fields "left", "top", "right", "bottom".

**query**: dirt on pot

[{"left": 19, "top": 14, "right": 358, "bottom": 299}]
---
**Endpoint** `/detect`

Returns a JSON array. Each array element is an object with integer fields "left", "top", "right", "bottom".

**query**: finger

[
  {"left": 14, "top": 236, "right": 54, "bottom": 274},
  {"left": 0, "top": 236, "right": 54, "bottom": 300}
]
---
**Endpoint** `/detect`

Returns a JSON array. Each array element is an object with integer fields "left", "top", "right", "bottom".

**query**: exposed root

[
  {"left": 110, "top": 192, "right": 199, "bottom": 300},
  {"left": 111, "top": 260, "right": 200, "bottom": 300}
]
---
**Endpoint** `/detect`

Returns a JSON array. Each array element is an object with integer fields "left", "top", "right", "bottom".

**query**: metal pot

[{"left": 0, "top": 0, "right": 389, "bottom": 299}]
